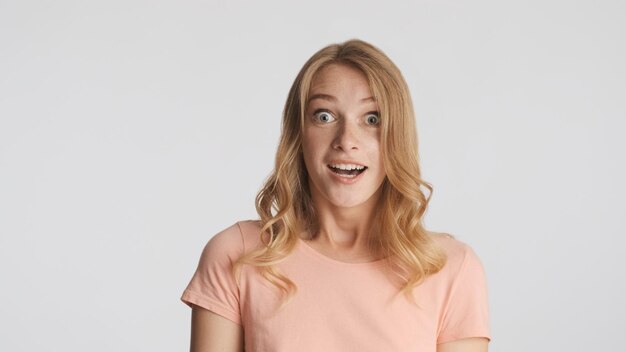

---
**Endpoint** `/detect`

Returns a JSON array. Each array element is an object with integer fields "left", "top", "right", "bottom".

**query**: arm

[
  {"left": 190, "top": 304, "right": 244, "bottom": 352},
  {"left": 437, "top": 337, "right": 489, "bottom": 352}
]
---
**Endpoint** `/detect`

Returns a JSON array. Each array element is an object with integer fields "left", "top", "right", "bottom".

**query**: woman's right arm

[{"left": 190, "top": 304, "right": 244, "bottom": 352}]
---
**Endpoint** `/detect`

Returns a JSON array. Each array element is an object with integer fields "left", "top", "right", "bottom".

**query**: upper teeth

[{"left": 329, "top": 163, "right": 365, "bottom": 170}]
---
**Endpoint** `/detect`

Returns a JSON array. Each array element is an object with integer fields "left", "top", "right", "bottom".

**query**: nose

[{"left": 332, "top": 119, "right": 360, "bottom": 151}]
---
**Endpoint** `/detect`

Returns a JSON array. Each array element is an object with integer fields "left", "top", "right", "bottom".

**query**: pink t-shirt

[{"left": 181, "top": 220, "right": 491, "bottom": 351}]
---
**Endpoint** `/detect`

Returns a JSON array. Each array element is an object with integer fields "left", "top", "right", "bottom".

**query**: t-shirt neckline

[{"left": 296, "top": 237, "right": 387, "bottom": 268}]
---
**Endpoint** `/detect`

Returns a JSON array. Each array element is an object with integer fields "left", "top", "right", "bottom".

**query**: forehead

[{"left": 307, "top": 63, "right": 375, "bottom": 104}]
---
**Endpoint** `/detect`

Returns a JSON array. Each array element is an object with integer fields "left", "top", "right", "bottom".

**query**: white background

[{"left": 1, "top": 0, "right": 624, "bottom": 351}]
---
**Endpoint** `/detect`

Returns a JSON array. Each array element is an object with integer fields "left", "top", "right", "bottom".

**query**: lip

[
  {"left": 327, "top": 159, "right": 368, "bottom": 167},
  {"left": 327, "top": 164, "right": 367, "bottom": 184}
]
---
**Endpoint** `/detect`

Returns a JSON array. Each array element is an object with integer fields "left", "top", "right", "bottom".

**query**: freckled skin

[{"left": 302, "top": 63, "right": 386, "bottom": 216}]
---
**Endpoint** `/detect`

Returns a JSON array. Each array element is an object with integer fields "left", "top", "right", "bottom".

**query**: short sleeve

[
  {"left": 180, "top": 222, "right": 244, "bottom": 326},
  {"left": 437, "top": 244, "right": 491, "bottom": 344}
]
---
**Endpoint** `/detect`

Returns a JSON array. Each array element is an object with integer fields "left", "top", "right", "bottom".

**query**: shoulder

[
  {"left": 204, "top": 219, "right": 263, "bottom": 245},
  {"left": 194, "top": 219, "right": 269, "bottom": 273},
  {"left": 198, "top": 221, "right": 248, "bottom": 262},
  {"left": 428, "top": 231, "right": 485, "bottom": 278},
  {"left": 235, "top": 219, "right": 267, "bottom": 252},
  {"left": 210, "top": 219, "right": 294, "bottom": 257}
]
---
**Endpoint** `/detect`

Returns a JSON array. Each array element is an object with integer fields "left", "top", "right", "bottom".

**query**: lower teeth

[{"left": 332, "top": 169, "right": 364, "bottom": 178}]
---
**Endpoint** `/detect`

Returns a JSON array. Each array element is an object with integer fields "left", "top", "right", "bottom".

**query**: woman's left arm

[{"left": 437, "top": 337, "right": 489, "bottom": 352}]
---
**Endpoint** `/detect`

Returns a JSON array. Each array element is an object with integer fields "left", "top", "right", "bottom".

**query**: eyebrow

[{"left": 307, "top": 93, "right": 375, "bottom": 104}]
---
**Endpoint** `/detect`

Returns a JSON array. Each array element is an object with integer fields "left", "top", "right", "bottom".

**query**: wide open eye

[
  {"left": 314, "top": 110, "right": 336, "bottom": 123},
  {"left": 365, "top": 112, "right": 381, "bottom": 126}
]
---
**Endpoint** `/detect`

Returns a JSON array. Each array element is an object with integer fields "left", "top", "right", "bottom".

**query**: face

[{"left": 301, "top": 63, "right": 386, "bottom": 210}]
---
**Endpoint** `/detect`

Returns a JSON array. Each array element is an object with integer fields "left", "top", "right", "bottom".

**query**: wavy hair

[{"left": 232, "top": 38, "right": 449, "bottom": 309}]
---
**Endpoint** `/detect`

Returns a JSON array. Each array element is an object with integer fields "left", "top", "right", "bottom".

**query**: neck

[{"left": 306, "top": 185, "right": 383, "bottom": 255}]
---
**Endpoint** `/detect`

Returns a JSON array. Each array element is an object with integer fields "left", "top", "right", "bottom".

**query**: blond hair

[{"left": 233, "top": 38, "right": 448, "bottom": 308}]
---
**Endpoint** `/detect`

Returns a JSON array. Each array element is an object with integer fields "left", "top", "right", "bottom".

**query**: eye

[
  {"left": 313, "top": 110, "right": 336, "bottom": 123},
  {"left": 365, "top": 112, "right": 381, "bottom": 126}
]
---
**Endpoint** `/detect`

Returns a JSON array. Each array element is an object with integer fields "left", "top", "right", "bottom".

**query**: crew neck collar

[{"left": 296, "top": 237, "right": 388, "bottom": 268}]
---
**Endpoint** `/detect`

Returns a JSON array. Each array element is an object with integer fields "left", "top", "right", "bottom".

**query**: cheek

[
  {"left": 301, "top": 131, "right": 322, "bottom": 167},
  {"left": 301, "top": 132, "right": 313, "bottom": 157},
  {"left": 302, "top": 130, "right": 328, "bottom": 154},
  {"left": 364, "top": 136, "right": 382, "bottom": 156},
  {"left": 366, "top": 140, "right": 385, "bottom": 170}
]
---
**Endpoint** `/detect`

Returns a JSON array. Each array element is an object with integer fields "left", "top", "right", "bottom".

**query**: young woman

[{"left": 181, "top": 39, "right": 491, "bottom": 352}]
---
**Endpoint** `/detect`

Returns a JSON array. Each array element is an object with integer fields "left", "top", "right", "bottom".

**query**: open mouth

[{"left": 327, "top": 165, "right": 368, "bottom": 177}]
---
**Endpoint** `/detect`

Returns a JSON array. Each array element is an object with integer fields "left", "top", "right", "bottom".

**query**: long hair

[{"left": 232, "top": 38, "right": 448, "bottom": 308}]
